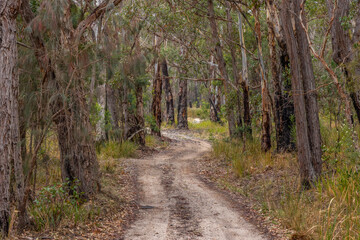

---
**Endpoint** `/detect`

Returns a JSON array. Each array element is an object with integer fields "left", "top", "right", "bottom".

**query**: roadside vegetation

[
  {"left": 15, "top": 133, "right": 164, "bottom": 238},
  {"left": 195, "top": 114, "right": 360, "bottom": 239}
]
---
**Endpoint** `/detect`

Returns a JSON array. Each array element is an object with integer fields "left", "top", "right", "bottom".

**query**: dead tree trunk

[
  {"left": 161, "top": 58, "right": 175, "bottom": 125},
  {"left": 280, "top": 0, "right": 322, "bottom": 187},
  {"left": 152, "top": 61, "right": 162, "bottom": 136},
  {"left": 0, "top": 0, "right": 25, "bottom": 234},
  {"left": 208, "top": 0, "right": 236, "bottom": 137}
]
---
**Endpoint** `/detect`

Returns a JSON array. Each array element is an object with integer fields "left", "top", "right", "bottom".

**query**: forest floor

[{"left": 123, "top": 130, "right": 280, "bottom": 240}]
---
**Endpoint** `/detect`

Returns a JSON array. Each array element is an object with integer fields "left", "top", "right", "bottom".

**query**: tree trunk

[
  {"left": 106, "top": 85, "right": 121, "bottom": 140},
  {"left": 266, "top": 0, "right": 295, "bottom": 152},
  {"left": 178, "top": 76, "right": 188, "bottom": 129},
  {"left": 238, "top": 11, "right": 252, "bottom": 137},
  {"left": 280, "top": 0, "right": 322, "bottom": 187},
  {"left": 226, "top": 3, "right": 243, "bottom": 137},
  {"left": 254, "top": 7, "right": 272, "bottom": 152},
  {"left": 161, "top": 58, "right": 175, "bottom": 125},
  {"left": 20, "top": 0, "right": 101, "bottom": 198},
  {"left": 121, "top": 82, "right": 131, "bottom": 140},
  {"left": 208, "top": 0, "right": 236, "bottom": 137},
  {"left": 135, "top": 83, "right": 145, "bottom": 145},
  {"left": 326, "top": 0, "right": 360, "bottom": 123},
  {"left": 209, "top": 57, "right": 221, "bottom": 122},
  {"left": 53, "top": 93, "right": 100, "bottom": 198},
  {"left": 0, "top": 0, "right": 23, "bottom": 234},
  {"left": 96, "top": 84, "right": 107, "bottom": 142},
  {"left": 152, "top": 61, "right": 162, "bottom": 136}
]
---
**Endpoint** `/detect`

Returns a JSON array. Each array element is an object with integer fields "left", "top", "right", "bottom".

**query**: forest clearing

[{"left": 1, "top": 0, "right": 360, "bottom": 239}]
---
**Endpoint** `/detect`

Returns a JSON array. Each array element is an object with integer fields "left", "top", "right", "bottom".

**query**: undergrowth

[
  {"left": 29, "top": 180, "right": 99, "bottom": 231},
  {"left": 209, "top": 117, "right": 360, "bottom": 239},
  {"left": 189, "top": 120, "right": 228, "bottom": 139}
]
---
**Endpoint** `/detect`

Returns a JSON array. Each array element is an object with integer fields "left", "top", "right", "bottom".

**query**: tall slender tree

[
  {"left": 162, "top": 58, "right": 175, "bottom": 125},
  {"left": 208, "top": 0, "right": 236, "bottom": 137},
  {"left": 280, "top": 0, "right": 322, "bottom": 187},
  {"left": 0, "top": 0, "right": 24, "bottom": 234}
]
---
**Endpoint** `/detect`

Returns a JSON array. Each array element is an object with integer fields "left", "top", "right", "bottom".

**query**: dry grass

[{"left": 201, "top": 117, "right": 360, "bottom": 239}]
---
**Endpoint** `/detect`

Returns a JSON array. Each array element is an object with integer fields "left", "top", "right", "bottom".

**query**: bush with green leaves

[{"left": 29, "top": 179, "right": 98, "bottom": 231}]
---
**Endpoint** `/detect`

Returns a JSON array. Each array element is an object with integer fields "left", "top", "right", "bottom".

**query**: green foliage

[
  {"left": 99, "top": 141, "right": 137, "bottom": 159},
  {"left": 145, "top": 114, "right": 160, "bottom": 133},
  {"left": 188, "top": 120, "right": 227, "bottom": 140},
  {"left": 187, "top": 105, "right": 209, "bottom": 120},
  {"left": 29, "top": 180, "right": 98, "bottom": 231}
]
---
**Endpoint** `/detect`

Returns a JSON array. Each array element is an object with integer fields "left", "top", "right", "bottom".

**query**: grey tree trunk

[
  {"left": 177, "top": 76, "right": 188, "bottom": 129},
  {"left": 135, "top": 83, "right": 145, "bottom": 145},
  {"left": 0, "top": 0, "right": 24, "bottom": 234},
  {"left": 280, "top": 0, "right": 322, "bottom": 187},
  {"left": 226, "top": 3, "right": 243, "bottom": 137},
  {"left": 266, "top": 0, "right": 295, "bottom": 152},
  {"left": 238, "top": 11, "right": 252, "bottom": 138},
  {"left": 152, "top": 62, "right": 162, "bottom": 135}
]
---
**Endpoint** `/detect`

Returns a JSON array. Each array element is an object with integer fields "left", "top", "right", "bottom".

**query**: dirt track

[{"left": 124, "top": 131, "right": 267, "bottom": 240}]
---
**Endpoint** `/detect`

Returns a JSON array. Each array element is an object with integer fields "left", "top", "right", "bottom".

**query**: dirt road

[{"left": 124, "top": 131, "right": 267, "bottom": 240}]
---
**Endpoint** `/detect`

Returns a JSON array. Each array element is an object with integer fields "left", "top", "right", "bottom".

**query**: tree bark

[
  {"left": 96, "top": 84, "right": 107, "bottom": 142},
  {"left": 152, "top": 61, "right": 162, "bottom": 136},
  {"left": 226, "top": 3, "right": 243, "bottom": 137},
  {"left": 20, "top": 0, "right": 100, "bottom": 199},
  {"left": 266, "top": 0, "right": 295, "bottom": 152},
  {"left": 53, "top": 94, "right": 100, "bottom": 198},
  {"left": 326, "top": 0, "right": 360, "bottom": 123},
  {"left": 0, "top": 0, "right": 23, "bottom": 234},
  {"left": 254, "top": 7, "right": 272, "bottom": 152},
  {"left": 161, "top": 58, "right": 175, "bottom": 125},
  {"left": 280, "top": 0, "right": 322, "bottom": 187},
  {"left": 177, "top": 75, "right": 188, "bottom": 129},
  {"left": 209, "top": 56, "right": 221, "bottom": 122},
  {"left": 208, "top": 0, "right": 236, "bottom": 137},
  {"left": 106, "top": 85, "right": 121, "bottom": 140},
  {"left": 135, "top": 83, "right": 145, "bottom": 145},
  {"left": 238, "top": 11, "right": 252, "bottom": 137}
]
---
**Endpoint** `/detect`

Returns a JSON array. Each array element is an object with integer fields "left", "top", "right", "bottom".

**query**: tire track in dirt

[{"left": 124, "top": 130, "right": 267, "bottom": 240}]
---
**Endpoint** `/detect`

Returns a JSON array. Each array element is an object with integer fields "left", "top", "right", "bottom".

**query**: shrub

[{"left": 29, "top": 180, "right": 98, "bottom": 231}]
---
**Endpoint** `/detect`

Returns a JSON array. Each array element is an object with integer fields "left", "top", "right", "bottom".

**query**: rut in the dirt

[{"left": 124, "top": 131, "right": 266, "bottom": 240}]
